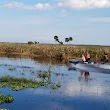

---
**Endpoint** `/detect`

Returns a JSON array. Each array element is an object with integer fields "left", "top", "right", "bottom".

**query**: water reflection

[
  {"left": 78, "top": 71, "right": 90, "bottom": 82},
  {"left": 0, "top": 57, "right": 110, "bottom": 110},
  {"left": 33, "top": 57, "right": 69, "bottom": 66},
  {"left": 68, "top": 67, "right": 90, "bottom": 82}
]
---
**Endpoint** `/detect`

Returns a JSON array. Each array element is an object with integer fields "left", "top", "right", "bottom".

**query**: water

[{"left": 0, "top": 57, "right": 110, "bottom": 110}]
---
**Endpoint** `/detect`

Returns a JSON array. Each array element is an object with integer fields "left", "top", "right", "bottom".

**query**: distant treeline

[{"left": 0, "top": 42, "right": 110, "bottom": 61}]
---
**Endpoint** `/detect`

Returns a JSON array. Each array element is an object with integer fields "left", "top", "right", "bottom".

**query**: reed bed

[{"left": 0, "top": 42, "right": 110, "bottom": 61}]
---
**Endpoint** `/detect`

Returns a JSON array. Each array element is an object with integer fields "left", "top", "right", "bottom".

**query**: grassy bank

[{"left": 0, "top": 42, "right": 110, "bottom": 61}]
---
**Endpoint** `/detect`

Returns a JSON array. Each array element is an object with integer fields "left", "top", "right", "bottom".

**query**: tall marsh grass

[{"left": 0, "top": 43, "right": 110, "bottom": 61}]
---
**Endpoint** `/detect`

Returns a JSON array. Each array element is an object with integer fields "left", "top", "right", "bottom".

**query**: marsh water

[{"left": 0, "top": 57, "right": 110, "bottom": 110}]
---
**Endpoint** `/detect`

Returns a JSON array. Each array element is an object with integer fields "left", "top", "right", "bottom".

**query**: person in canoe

[
  {"left": 81, "top": 54, "right": 86, "bottom": 62},
  {"left": 81, "top": 51, "right": 91, "bottom": 63},
  {"left": 85, "top": 52, "right": 91, "bottom": 62}
]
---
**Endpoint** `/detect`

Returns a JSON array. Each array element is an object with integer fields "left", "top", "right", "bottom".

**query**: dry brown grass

[{"left": 0, "top": 42, "right": 110, "bottom": 61}]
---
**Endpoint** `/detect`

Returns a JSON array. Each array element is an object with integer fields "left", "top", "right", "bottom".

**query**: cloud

[
  {"left": 2, "top": 1, "right": 53, "bottom": 10},
  {"left": 2, "top": 0, "right": 110, "bottom": 10},
  {"left": 64, "top": 81, "right": 105, "bottom": 97},
  {"left": 57, "top": 0, "right": 110, "bottom": 9}
]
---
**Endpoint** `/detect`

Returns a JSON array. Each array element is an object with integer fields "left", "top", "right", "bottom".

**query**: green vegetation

[
  {"left": 65, "top": 37, "right": 73, "bottom": 44},
  {"left": 0, "top": 76, "right": 50, "bottom": 91},
  {"left": 27, "top": 41, "right": 40, "bottom": 44},
  {"left": 34, "top": 41, "right": 39, "bottom": 44},
  {"left": 28, "top": 41, "right": 34, "bottom": 44},
  {"left": 0, "top": 93, "right": 14, "bottom": 104},
  {"left": 52, "top": 83, "right": 61, "bottom": 89},
  {"left": 38, "top": 72, "right": 51, "bottom": 79},
  {"left": 0, "top": 74, "right": 61, "bottom": 91},
  {"left": 0, "top": 66, "right": 61, "bottom": 105},
  {"left": 8, "top": 67, "right": 15, "bottom": 71}
]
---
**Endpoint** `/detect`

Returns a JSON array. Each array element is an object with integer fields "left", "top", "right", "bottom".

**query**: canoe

[{"left": 69, "top": 59, "right": 110, "bottom": 73}]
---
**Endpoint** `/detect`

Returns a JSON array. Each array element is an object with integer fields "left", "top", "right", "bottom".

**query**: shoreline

[{"left": 0, "top": 42, "right": 110, "bottom": 61}]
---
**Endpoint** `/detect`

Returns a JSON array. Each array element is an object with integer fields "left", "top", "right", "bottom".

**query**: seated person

[
  {"left": 82, "top": 54, "right": 86, "bottom": 62},
  {"left": 85, "top": 52, "right": 91, "bottom": 62}
]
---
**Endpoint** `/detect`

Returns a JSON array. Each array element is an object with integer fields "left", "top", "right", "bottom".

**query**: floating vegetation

[
  {"left": 0, "top": 72, "right": 61, "bottom": 105},
  {"left": 8, "top": 67, "right": 15, "bottom": 71},
  {"left": 52, "top": 83, "right": 61, "bottom": 89},
  {"left": 0, "top": 93, "right": 14, "bottom": 104},
  {"left": 38, "top": 72, "right": 51, "bottom": 79},
  {"left": 0, "top": 64, "right": 33, "bottom": 70},
  {"left": 54, "top": 72, "right": 68, "bottom": 77},
  {"left": 0, "top": 76, "right": 50, "bottom": 91},
  {"left": 55, "top": 73, "right": 60, "bottom": 76}
]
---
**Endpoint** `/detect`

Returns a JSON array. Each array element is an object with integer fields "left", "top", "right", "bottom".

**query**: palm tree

[
  {"left": 69, "top": 37, "right": 73, "bottom": 43},
  {"left": 59, "top": 41, "right": 63, "bottom": 45},
  {"left": 69, "top": 37, "right": 73, "bottom": 41},
  {"left": 56, "top": 38, "right": 59, "bottom": 43},
  {"left": 54, "top": 36, "right": 59, "bottom": 44},
  {"left": 65, "top": 38, "right": 69, "bottom": 44}
]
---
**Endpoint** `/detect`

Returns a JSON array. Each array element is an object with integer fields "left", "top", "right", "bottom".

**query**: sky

[{"left": 0, "top": 0, "right": 110, "bottom": 45}]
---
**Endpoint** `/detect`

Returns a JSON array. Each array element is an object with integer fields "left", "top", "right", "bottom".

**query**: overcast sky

[{"left": 0, "top": 0, "right": 110, "bottom": 45}]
